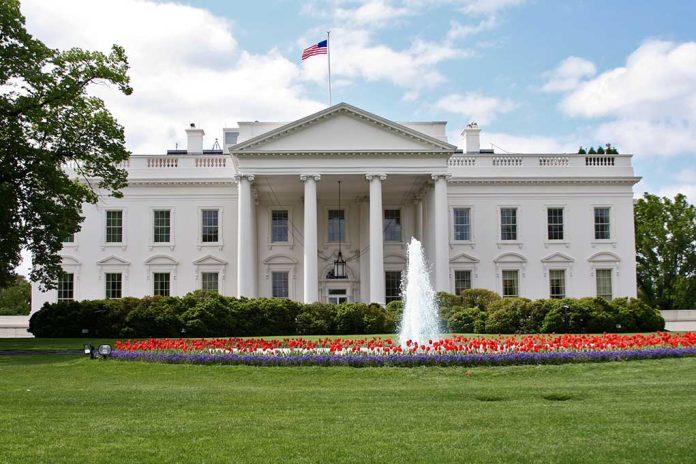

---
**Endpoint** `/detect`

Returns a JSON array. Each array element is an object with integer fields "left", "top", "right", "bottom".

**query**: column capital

[
  {"left": 234, "top": 173, "right": 255, "bottom": 183},
  {"left": 365, "top": 174, "right": 387, "bottom": 181},
  {"left": 430, "top": 173, "right": 451, "bottom": 181},
  {"left": 300, "top": 174, "right": 321, "bottom": 182}
]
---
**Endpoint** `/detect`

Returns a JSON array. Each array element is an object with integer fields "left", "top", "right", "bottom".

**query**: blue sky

[{"left": 20, "top": 0, "right": 696, "bottom": 200}]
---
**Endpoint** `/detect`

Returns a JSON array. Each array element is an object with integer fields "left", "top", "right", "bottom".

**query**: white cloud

[
  {"left": 447, "top": 16, "right": 497, "bottom": 40},
  {"left": 456, "top": 0, "right": 526, "bottom": 15},
  {"left": 434, "top": 92, "right": 517, "bottom": 124},
  {"left": 22, "top": 0, "right": 325, "bottom": 153},
  {"left": 541, "top": 56, "right": 596, "bottom": 92},
  {"left": 552, "top": 40, "right": 696, "bottom": 156}
]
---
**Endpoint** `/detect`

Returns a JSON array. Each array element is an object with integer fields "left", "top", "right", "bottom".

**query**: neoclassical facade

[{"left": 31, "top": 103, "right": 640, "bottom": 312}]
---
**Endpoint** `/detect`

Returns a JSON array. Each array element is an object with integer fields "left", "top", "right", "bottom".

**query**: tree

[
  {"left": 0, "top": 1, "right": 132, "bottom": 289},
  {"left": 0, "top": 274, "right": 31, "bottom": 315},
  {"left": 634, "top": 193, "right": 696, "bottom": 310}
]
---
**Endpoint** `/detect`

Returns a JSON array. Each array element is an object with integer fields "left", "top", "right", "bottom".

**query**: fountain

[{"left": 398, "top": 238, "right": 441, "bottom": 348}]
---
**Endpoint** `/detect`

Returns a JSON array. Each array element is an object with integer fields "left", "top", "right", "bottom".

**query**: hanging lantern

[{"left": 332, "top": 180, "right": 348, "bottom": 279}]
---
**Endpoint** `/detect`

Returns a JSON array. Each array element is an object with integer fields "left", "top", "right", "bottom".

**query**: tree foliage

[
  {"left": 0, "top": 0, "right": 132, "bottom": 288},
  {"left": 634, "top": 193, "right": 696, "bottom": 310},
  {"left": 0, "top": 274, "right": 31, "bottom": 315}
]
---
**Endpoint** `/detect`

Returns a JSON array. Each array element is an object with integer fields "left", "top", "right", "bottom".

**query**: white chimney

[
  {"left": 186, "top": 123, "right": 205, "bottom": 154},
  {"left": 462, "top": 122, "right": 481, "bottom": 153}
]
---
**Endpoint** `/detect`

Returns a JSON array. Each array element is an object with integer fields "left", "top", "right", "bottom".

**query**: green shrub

[
  {"left": 540, "top": 298, "right": 595, "bottom": 333},
  {"left": 385, "top": 300, "right": 403, "bottom": 319},
  {"left": 246, "top": 298, "right": 302, "bottom": 336},
  {"left": 295, "top": 302, "right": 335, "bottom": 335},
  {"left": 447, "top": 306, "right": 487, "bottom": 333},
  {"left": 461, "top": 288, "right": 502, "bottom": 311},
  {"left": 122, "top": 296, "right": 185, "bottom": 338},
  {"left": 610, "top": 298, "right": 665, "bottom": 332},
  {"left": 436, "top": 291, "right": 462, "bottom": 321},
  {"left": 485, "top": 298, "right": 533, "bottom": 334},
  {"left": 180, "top": 291, "right": 237, "bottom": 337}
]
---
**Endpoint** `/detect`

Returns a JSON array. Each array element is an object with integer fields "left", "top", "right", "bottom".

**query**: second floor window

[
  {"left": 594, "top": 207, "right": 610, "bottom": 240},
  {"left": 153, "top": 210, "right": 171, "bottom": 243},
  {"left": 271, "top": 210, "right": 289, "bottom": 242},
  {"left": 500, "top": 208, "right": 517, "bottom": 241},
  {"left": 453, "top": 207, "right": 471, "bottom": 241},
  {"left": 547, "top": 208, "right": 564, "bottom": 240},
  {"left": 328, "top": 209, "right": 344, "bottom": 242},
  {"left": 105, "top": 210, "right": 123, "bottom": 243},
  {"left": 201, "top": 209, "right": 219, "bottom": 243},
  {"left": 383, "top": 209, "right": 401, "bottom": 241}
]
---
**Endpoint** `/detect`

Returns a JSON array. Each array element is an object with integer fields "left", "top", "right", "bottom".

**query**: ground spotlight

[{"left": 98, "top": 344, "right": 112, "bottom": 359}]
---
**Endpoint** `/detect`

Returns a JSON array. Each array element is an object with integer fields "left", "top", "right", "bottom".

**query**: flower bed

[{"left": 112, "top": 332, "right": 696, "bottom": 367}]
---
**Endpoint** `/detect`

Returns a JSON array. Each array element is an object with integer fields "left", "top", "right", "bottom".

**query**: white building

[{"left": 31, "top": 103, "right": 640, "bottom": 312}]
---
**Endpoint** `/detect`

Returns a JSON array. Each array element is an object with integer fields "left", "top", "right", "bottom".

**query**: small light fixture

[
  {"left": 98, "top": 344, "right": 112, "bottom": 359},
  {"left": 332, "top": 180, "right": 347, "bottom": 279},
  {"left": 84, "top": 343, "right": 93, "bottom": 355}
]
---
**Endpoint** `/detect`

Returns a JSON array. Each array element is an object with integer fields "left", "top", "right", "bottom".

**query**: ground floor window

[
  {"left": 201, "top": 272, "right": 219, "bottom": 292},
  {"left": 596, "top": 269, "right": 613, "bottom": 300},
  {"left": 549, "top": 269, "right": 566, "bottom": 299},
  {"left": 272, "top": 271, "right": 289, "bottom": 298},
  {"left": 57, "top": 272, "right": 74, "bottom": 301},
  {"left": 454, "top": 270, "right": 472, "bottom": 297},
  {"left": 328, "top": 288, "right": 348, "bottom": 304},
  {"left": 105, "top": 273, "right": 122, "bottom": 299},
  {"left": 385, "top": 271, "right": 402, "bottom": 303},
  {"left": 153, "top": 272, "right": 170, "bottom": 296},
  {"left": 502, "top": 270, "right": 519, "bottom": 297}
]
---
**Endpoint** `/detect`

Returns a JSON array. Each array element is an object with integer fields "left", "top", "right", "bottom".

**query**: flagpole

[{"left": 327, "top": 31, "right": 332, "bottom": 106}]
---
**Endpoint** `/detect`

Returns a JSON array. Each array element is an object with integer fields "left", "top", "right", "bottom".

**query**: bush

[
  {"left": 122, "top": 296, "right": 185, "bottom": 338},
  {"left": 485, "top": 298, "right": 533, "bottom": 334},
  {"left": 447, "top": 306, "right": 487, "bottom": 333},
  {"left": 610, "top": 298, "right": 665, "bottom": 332},
  {"left": 385, "top": 300, "right": 403, "bottom": 319},
  {"left": 180, "top": 291, "right": 238, "bottom": 337},
  {"left": 296, "top": 302, "right": 335, "bottom": 335},
  {"left": 540, "top": 298, "right": 595, "bottom": 333},
  {"left": 461, "top": 288, "right": 501, "bottom": 311},
  {"left": 436, "top": 291, "right": 462, "bottom": 321}
]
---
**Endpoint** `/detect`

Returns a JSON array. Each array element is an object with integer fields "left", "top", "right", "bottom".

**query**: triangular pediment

[
  {"left": 97, "top": 255, "right": 130, "bottom": 266},
  {"left": 450, "top": 253, "right": 480, "bottom": 264},
  {"left": 193, "top": 255, "right": 228, "bottom": 266},
  {"left": 541, "top": 252, "right": 575, "bottom": 264},
  {"left": 231, "top": 103, "right": 455, "bottom": 153}
]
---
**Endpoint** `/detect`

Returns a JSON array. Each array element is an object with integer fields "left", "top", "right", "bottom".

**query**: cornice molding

[
  {"left": 448, "top": 176, "right": 642, "bottom": 186},
  {"left": 233, "top": 150, "right": 452, "bottom": 158}
]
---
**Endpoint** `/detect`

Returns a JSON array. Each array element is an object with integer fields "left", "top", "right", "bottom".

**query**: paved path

[{"left": 0, "top": 349, "right": 82, "bottom": 356}]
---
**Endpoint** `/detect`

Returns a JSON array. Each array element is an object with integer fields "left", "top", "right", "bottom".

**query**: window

[
  {"left": 201, "top": 209, "right": 219, "bottom": 243},
  {"left": 272, "top": 271, "right": 289, "bottom": 298},
  {"left": 502, "top": 270, "right": 519, "bottom": 297},
  {"left": 328, "top": 288, "right": 348, "bottom": 305},
  {"left": 383, "top": 209, "right": 401, "bottom": 241},
  {"left": 271, "top": 210, "right": 289, "bottom": 242},
  {"left": 106, "top": 210, "right": 123, "bottom": 243},
  {"left": 201, "top": 272, "right": 219, "bottom": 292},
  {"left": 453, "top": 208, "right": 471, "bottom": 241},
  {"left": 63, "top": 233, "right": 75, "bottom": 243},
  {"left": 57, "top": 272, "right": 74, "bottom": 301},
  {"left": 549, "top": 269, "right": 566, "bottom": 299},
  {"left": 385, "top": 271, "right": 402, "bottom": 303},
  {"left": 105, "top": 273, "right": 122, "bottom": 299},
  {"left": 500, "top": 208, "right": 517, "bottom": 241},
  {"left": 153, "top": 272, "right": 170, "bottom": 296},
  {"left": 596, "top": 269, "right": 612, "bottom": 300},
  {"left": 153, "top": 210, "right": 171, "bottom": 243},
  {"left": 454, "top": 270, "right": 472, "bottom": 297},
  {"left": 328, "top": 209, "right": 345, "bottom": 243},
  {"left": 547, "top": 208, "right": 564, "bottom": 240},
  {"left": 594, "top": 207, "right": 610, "bottom": 240}
]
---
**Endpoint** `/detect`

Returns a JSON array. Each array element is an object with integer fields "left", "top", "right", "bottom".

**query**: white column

[
  {"left": 432, "top": 174, "right": 450, "bottom": 292},
  {"left": 367, "top": 174, "right": 386, "bottom": 305},
  {"left": 414, "top": 197, "right": 423, "bottom": 242},
  {"left": 359, "top": 197, "right": 370, "bottom": 303},
  {"left": 236, "top": 174, "right": 256, "bottom": 297},
  {"left": 301, "top": 174, "right": 320, "bottom": 303}
]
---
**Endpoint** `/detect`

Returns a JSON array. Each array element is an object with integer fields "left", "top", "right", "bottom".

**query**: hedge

[{"left": 28, "top": 289, "right": 665, "bottom": 338}]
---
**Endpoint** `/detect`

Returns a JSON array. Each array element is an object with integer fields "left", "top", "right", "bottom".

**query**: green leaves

[
  {"left": 635, "top": 193, "right": 696, "bottom": 310},
  {"left": 0, "top": 1, "right": 131, "bottom": 288}
]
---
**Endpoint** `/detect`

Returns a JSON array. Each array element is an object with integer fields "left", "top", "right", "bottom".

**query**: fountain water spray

[{"left": 398, "top": 238, "right": 441, "bottom": 348}]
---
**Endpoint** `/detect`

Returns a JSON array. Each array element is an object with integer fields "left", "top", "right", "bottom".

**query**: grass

[{"left": 0, "top": 345, "right": 694, "bottom": 463}]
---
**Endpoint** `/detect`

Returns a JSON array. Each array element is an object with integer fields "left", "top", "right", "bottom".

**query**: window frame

[
  {"left": 57, "top": 272, "right": 75, "bottom": 302},
  {"left": 548, "top": 269, "right": 566, "bottom": 299},
  {"left": 546, "top": 207, "right": 565, "bottom": 241},
  {"left": 595, "top": 268, "right": 613, "bottom": 300},
  {"left": 271, "top": 271, "right": 290, "bottom": 298},
  {"left": 383, "top": 208, "right": 402, "bottom": 242},
  {"left": 105, "top": 272, "right": 123, "bottom": 299},
  {"left": 198, "top": 207, "right": 224, "bottom": 248},
  {"left": 151, "top": 208, "right": 174, "bottom": 249},
  {"left": 451, "top": 206, "right": 473, "bottom": 243},
  {"left": 501, "top": 269, "right": 519, "bottom": 298},
  {"left": 201, "top": 271, "right": 219, "bottom": 293},
  {"left": 102, "top": 208, "right": 127, "bottom": 249},
  {"left": 498, "top": 206, "right": 520, "bottom": 243},
  {"left": 453, "top": 269, "right": 472, "bottom": 297},
  {"left": 153, "top": 272, "right": 171, "bottom": 297},
  {"left": 385, "top": 270, "right": 402, "bottom": 304},
  {"left": 593, "top": 206, "right": 612, "bottom": 241},
  {"left": 270, "top": 208, "right": 291, "bottom": 245},
  {"left": 322, "top": 204, "right": 352, "bottom": 249}
]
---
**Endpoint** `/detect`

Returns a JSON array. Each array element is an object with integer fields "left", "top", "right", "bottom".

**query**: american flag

[{"left": 302, "top": 40, "right": 328, "bottom": 60}]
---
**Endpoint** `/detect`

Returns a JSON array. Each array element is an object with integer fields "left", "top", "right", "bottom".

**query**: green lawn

[{"left": 0, "top": 349, "right": 694, "bottom": 463}]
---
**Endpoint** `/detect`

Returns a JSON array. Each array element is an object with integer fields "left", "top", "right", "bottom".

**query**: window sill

[
  {"left": 591, "top": 241, "right": 616, "bottom": 248},
  {"left": 544, "top": 241, "right": 569, "bottom": 248},
  {"left": 197, "top": 242, "right": 224, "bottom": 250},
  {"left": 101, "top": 243, "right": 127, "bottom": 251},
  {"left": 497, "top": 241, "right": 523, "bottom": 249},
  {"left": 149, "top": 243, "right": 175, "bottom": 251}
]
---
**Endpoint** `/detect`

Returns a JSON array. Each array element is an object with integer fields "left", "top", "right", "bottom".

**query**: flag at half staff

[{"left": 302, "top": 40, "right": 328, "bottom": 60}]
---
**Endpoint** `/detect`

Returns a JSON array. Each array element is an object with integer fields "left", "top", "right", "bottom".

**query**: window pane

[
  {"left": 454, "top": 270, "right": 472, "bottom": 296},
  {"left": 500, "top": 208, "right": 517, "bottom": 241},
  {"left": 57, "top": 272, "right": 74, "bottom": 301},
  {"left": 453, "top": 208, "right": 471, "bottom": 241},
  {"left": 271, "top": 210, "right": 289, "bottom": 242},
  {"left": 594, "top": 207, "right": 610, "bottom": 240},
  {"left": 201, "top": 209, "right": 219, "bottom": 243},
  {"left": 106, "top": 210, "right": 123, "bottom": 243},
  {"left": 502, "top": 270, "right": 519, "bottom": 297},
  {"left": 383, "top": 209, "right": 402, "bottom": 242},
  {"left": 547, "top": 208, "right": 564, "bottom": 240},
  {"left": 328, "top": 209, "right": 345, "bottom": 242},
  {"left": 385, "top": 271, "right": 402, "bottom": 303},
  {"left": 153, "top": 210, "right": 171, "bottom": 243},
  {"left": 201, "top": 272, "right": 219, "bottom": 292},
  {"left": 596, "top": 269, "right": 612, "bottom": 300},
  {"left": 153, "top": 273, "right": 170, "bottom": 296},
  {"left": 549, "top": 269, "right": 565, "bottom": 299},
  {"left": 272, "top": 271, "right": 289, "bottom": 298},
  {"left": 105, "top": 273, "right": 122, "bottom": 299},
  {"left": 63, "top": 233, "right": 75, "bottom": 243}
]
